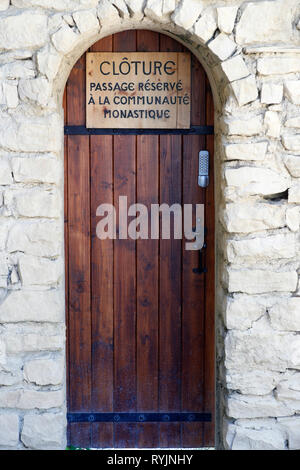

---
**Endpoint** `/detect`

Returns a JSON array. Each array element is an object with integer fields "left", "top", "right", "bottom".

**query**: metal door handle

[{"left": 193, "top": 242, "right": 207, "bottom": 274}]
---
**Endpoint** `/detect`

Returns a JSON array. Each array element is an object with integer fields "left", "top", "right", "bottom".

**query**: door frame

[{"left": 64, "top": 28, "right": 217, "bottom": 450}]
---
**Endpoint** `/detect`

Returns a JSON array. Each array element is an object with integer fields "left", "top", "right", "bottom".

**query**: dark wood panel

[
  {"left": 66, "top": 55, "right": 85, "bottom": 126},
  {"left": 65, "top": 29, "right": 215, "bottom": 450},
  {"left": 90, "top": 29, "right": 114, "bottom": 451},
  {"left": 159, "top": 135, "right": 182, "bottom": 448},
  {"left": 136, "top": 30, "right": 160, "bottom": 449},
  {"left": 67, "top": 135, "right": 91, "bottom": 447},
  {"left": 158, "top": 32, "right": 183, "bottom": 449},
  {"left": 204, "top": 78, "right": 215, "bottom": 446},
  {"left": 113, "top": 29, "right": 137, "bottom": 449}
]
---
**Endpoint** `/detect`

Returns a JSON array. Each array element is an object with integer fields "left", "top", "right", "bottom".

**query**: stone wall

[{"left": 0, "top": 0, "right": 299, "bottom": 450}]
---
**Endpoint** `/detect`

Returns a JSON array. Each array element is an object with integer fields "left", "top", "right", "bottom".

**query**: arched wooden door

[{"left": 64, "top": 30, "right": 215, "bottom": 449}]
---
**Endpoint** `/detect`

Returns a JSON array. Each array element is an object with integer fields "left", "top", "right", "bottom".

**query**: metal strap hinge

[{"left": 67, "top": 412, "right": 212, "bottom": 423}]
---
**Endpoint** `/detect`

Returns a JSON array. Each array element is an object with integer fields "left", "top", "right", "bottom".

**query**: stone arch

[
  {"left": 54, "top": 4, "right": 241, "bottom": 450},
  {"left": 0, "top": 0, "right": 299, "bottom": 451},
  {"left": 50, "top": 3, "right": 256, "bottom": 449}
]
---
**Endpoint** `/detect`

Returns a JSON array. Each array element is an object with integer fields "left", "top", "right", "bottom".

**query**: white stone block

[
  {"left": 0, "top": 290, "right": 63, "bottom": 323},
  {"left": 0, "top": 338, "right": 6, "bottom": 366},
  {"left": 0, "top": 252, "right": 9, "bottom": 277},
  {"left": 97, "top": 0, "right": 122, "bottom": 24},
  {"left": 261, "top": 83, "right": 283, "bottom": 105},
  {"left": 0, "top": 113, "right": 62, "bottom": 153},
  {"left": 221, "top": 55, "right": 249, "bottom": 83},
  {"left": 225, "top": 294, "right": 268, "bottom": 331},
  {"left": 282, "top": 134, "right": 300, "bottom": 152},
  {"left": 217, "top": 6, "right": 238, "bottom": 34},
  {"left": 73, "top": 9, "right": 100, "bottom": 34},
  {"left": 21, "top": 413, "right": 65, "bottom": 450},
  {"left": 18, "top": 77, "right": 51, "bottom": 108},
  {"left": 284, "top": 80, "right": 300, "bottom": 105},
  {"left": 111, "top": 0, "right": 131, "bottom": 18},
  {"left": 8, "top": 220, "right": 61, "bottom": 257},
  {"left": 0, "top": 369, "right": 21, "bottom": 386},
  {"left": 224, "top": 166, "right": 290, "bottom": 198},
  {"left": 7, "top": 188, "right": 61, "bottom": 218},
  {"left": 231, "top": 75, "right": 258, "bottom": 106},
  {"left": 162, "top": 0, "right": 175, "bottom": 16},
  {"left": 24, "top": 358, "right": 64, "bottom": 386},
  {"left": 284, "top": 155, "right": 300, "bottom": 177},
  {"left": 51, "top": 26, "right": 80, "bottom": 54},
  {"left": 5, "top": 333, "right": 63, "bottom": 353},
  {"left": 0, "top": 0, "right": 9, "bottom": 10},
  {"left": 3, "top": 83, "right": 19, "bottom": 109},
  {"left": 0, "top": 414, "right": 19, "bottom": 447},
  {"left": 231, "top": 426, "right": 285, "bottom": 450},
  {"left": 224, "top": 142, "right": 268, "bottom": 161},
  {"left": 228, "top": 393, "right": 292, "bottom": 419},
  {"left": 264, "top": 111, "right": 281, "bottom": 138},
  {"left": 0, "top": 158, "right": 12, "bottom": 185},
  {"left": 125, "top": 0, "right": 145, "bottom": 20},
  {"left": 0, "top": 60, "right": 35, "bottom": 80},
  {"left": 193, "top": 9, "right": 217, "bottom": 44},
  {"left": 0, "top": 389, "right": 64, "bottom": 409},
  {"left": 0, "top": 12, "right": 48, "bottom": 50},
  {"left": 225, "top": 115, "right": 262, "bottom": 136},
  {"left": 225, "top": 325, "right": 300, "bottom": 372},
  {"left": 222, "top": 202, "right": 286, "bottom": 233},
  {"left": 145, "top": 0, "right": 175, "bottom": 22},
  {"left": 276, "top": 372, "right": 300, "bottom": 411},
  {"left": 0, "top": 218, "right": 12, "bottom": 250},
  {"left": 236, "top": 1, "right": 294, "bottom": 46},
  {"left": 258, "top": 58, "right": 300, "bottom": 76},
  {"left": 37, "top": 46, "right": 62, "bottom": 81},
  {"left": 144, "top": 0, "right": 162, "bottom": 21},
  {"left": 227, "top": 233, "right": 296, "bottom": 263},
  {"left": 208, "top": 33, "right": 236, "bottom": 61},
  {"left": 269, "top": 298, "right": 300, "bottom": 331},
  {"left": 285, "top": 116, "right": 300, "bottom": 128},
  {"left": 286, "top": 206, "right": 300, "bottom": 231},
  {"left": 278, "top": 416, "right": 300, "bottom": 450},
  {"left": 288, "top": 183, "right": 300, "bottom": 203},
  {"left": 227, "top": 369, "right": 281, "bottom": 395},
  {"left": 172, "top": 0, "right": 204, "bottom": 30},
  {"left": 226, "top": 268, "right": 298, "bottom": 294},
  {"left": 11, "top": 156, "right": 60, "bottom": 184},
  {"left": 12, "top": 0, "right": 98, "bottom": 8},
  {"left": 18, "top": 255, "right": 62, "bottom": 287}
]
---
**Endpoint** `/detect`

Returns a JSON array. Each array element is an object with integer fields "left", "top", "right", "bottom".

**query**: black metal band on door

[
  {"left": 64, "top": 125, "right": 214, "bottom": 136},
  {"left": 67, "top": 412, "right": 212, "bottom": 423}
]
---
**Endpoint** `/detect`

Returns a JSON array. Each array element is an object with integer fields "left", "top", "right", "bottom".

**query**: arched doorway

[{"left": 64, "top": 30, "right": 215, "bottom": 449}]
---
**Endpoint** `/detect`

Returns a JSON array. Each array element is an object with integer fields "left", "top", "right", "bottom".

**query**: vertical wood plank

[
  {"left": 203, "top": 78, "right": 215, "bottom": 447},
  {"left": 63, "top": 88, "right": 71, "bottom": 446},
  {"left": 113, "top": 134, "right": 137, "bottom": 448},
  {"left": 90, "top": 33, "right": 114, "bottom": 450},
  {"left": 136, "top": 29, "right": 160, "bottom": 450},
  {"left": 67, "top": 50, "right": 91, "bottom": 447},
  {"left": 67, "top": 135, "right": 91, "bottom": 448},
  {"left": 159, "top": 135, "right": 182, "bottom": 448},
  {"left": 181, "top": 52, "right": 207, "bottom": 448},
  {"left": 90, "top": 135, "right": 114, "bottom": 448},
  {"left": 113, "top": 29, "right": 137, "bottom": 449},
  {"left": 159, "top": 32, "right": 183, "bottom": 450},
  {"left": 67, "top": 55, "right": 85, "bottom": 126}
]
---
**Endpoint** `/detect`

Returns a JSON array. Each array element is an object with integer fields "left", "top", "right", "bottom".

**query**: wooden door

[{"left": 64, "top": 30, "right": 215, "bottom": 449}]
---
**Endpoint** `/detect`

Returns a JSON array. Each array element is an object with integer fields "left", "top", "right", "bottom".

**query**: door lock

[
  {"left": 198, "top": 150, "right": 209, "bottom": 188},
  {"left": 193, "top": 227, "right": 207, "bottom": 275}
]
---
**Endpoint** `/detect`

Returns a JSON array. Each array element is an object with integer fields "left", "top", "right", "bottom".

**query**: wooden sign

[{"left": 86, "top": 52, "right": 191, "bottom": 129}]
